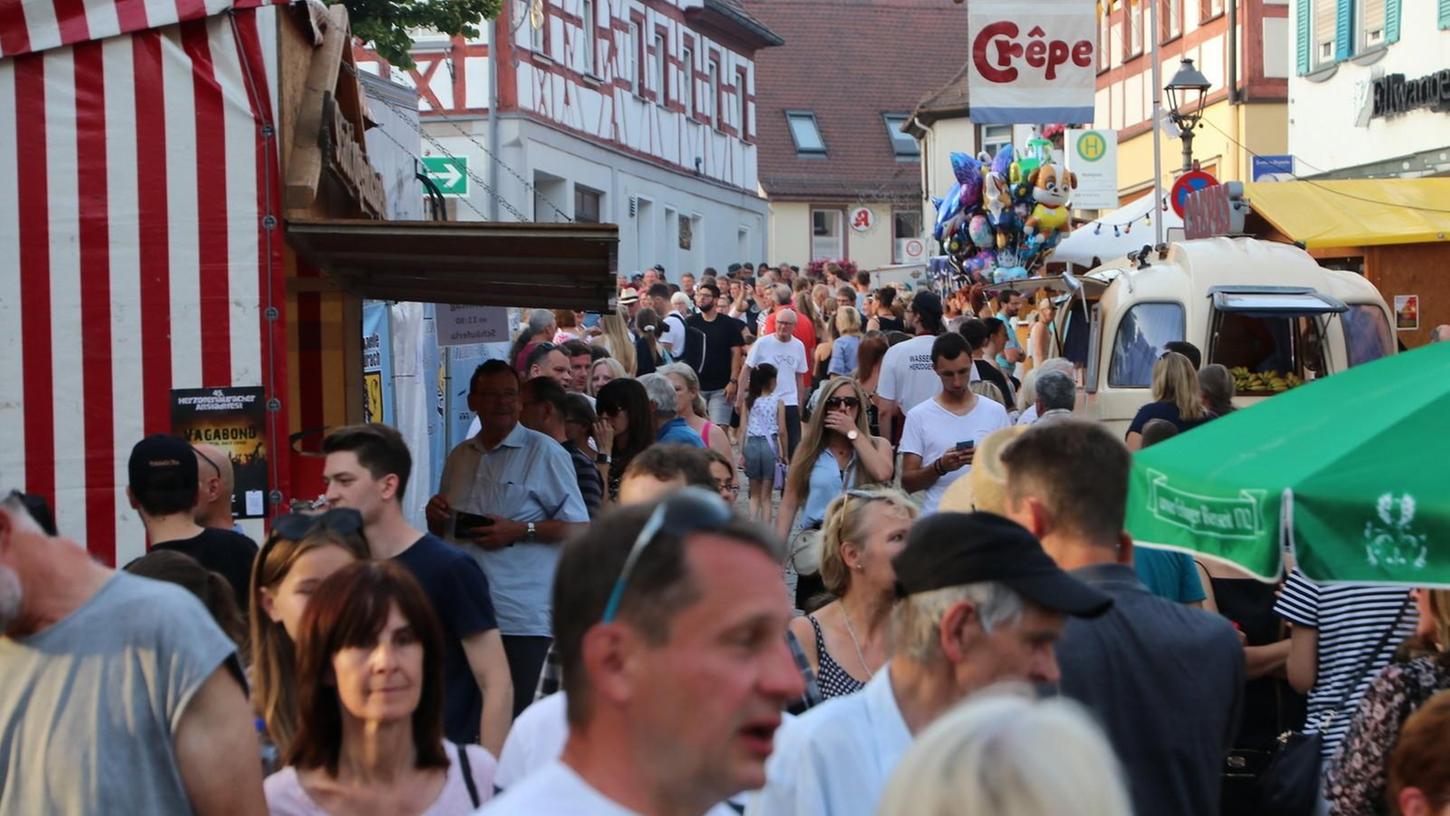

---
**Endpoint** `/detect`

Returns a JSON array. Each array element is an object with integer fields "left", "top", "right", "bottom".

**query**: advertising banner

[
  {"left": 172, "top": 387, "right": 269, "bottom": 519},
  {"left": 968, "top": 0, "right": 1097, "bottom": 124},
  {"left": 1065, "top": 128, "right": 1119, "bottom": 210},
  {"left": 362, "top": 300, "right": 396, "bottom": 425}
]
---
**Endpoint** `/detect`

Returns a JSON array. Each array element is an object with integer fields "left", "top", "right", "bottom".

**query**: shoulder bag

[{"left": 1257, "top": 595, "right": 1411, "bottom": 816}]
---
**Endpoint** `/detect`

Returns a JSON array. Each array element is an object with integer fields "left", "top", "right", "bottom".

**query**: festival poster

[
  {"left": 171, "top": 386, "right": 269, "bottom": 519},
  {"left": 1394, "top": 295, "right": 1419, "bottom": 331}
]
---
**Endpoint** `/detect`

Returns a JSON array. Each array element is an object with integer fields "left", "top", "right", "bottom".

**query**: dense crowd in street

[{"left": 4, "top": 260, "right": 1450, "bottom": 816}]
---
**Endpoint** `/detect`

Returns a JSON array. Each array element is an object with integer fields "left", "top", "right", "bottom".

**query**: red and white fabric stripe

[
  {"left": 0, "top": 0, "right": 276, "bottom": 60},
  {"left": 0, "top": 2, "right": 281, "bottom": 565}
]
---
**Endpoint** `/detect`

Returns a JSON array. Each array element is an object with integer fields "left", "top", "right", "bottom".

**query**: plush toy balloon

[
  {"left": 934, "top": 181, "right": 963, "bottom": 233},
  {"left": 967, "top": 214, "right": 994, "bottom": 248}
]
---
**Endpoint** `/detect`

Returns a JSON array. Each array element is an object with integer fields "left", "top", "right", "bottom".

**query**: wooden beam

[{"left": 284, "top": 4, "right": 350, "bottom": 212}]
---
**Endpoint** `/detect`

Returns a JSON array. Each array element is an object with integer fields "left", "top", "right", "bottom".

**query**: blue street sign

[{"left": 1252, "top": 155, "right": 1295, "bottom": 181}]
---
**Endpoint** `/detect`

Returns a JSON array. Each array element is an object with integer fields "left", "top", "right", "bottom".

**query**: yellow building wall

[
  {"left": 1115, "top": 100, "right": 1288, "bottom": 194},
  {"left": 768, "top": 201, "right": 811, "bottom": 267},
  {"left": 766, "top": 201, "right": 898, "bottom": 268}
]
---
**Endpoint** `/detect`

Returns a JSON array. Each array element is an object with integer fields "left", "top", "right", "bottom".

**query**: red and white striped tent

[{"left": 0, "top": 0, "right": 289, "bottom": 565}]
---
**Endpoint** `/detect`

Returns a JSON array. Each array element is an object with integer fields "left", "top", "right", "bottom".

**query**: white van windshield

[{"left": 1108, "top": 303, "right": 1185, "bottom": 388}]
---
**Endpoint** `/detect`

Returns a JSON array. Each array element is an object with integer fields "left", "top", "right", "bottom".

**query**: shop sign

[
  {"left": 1183, "top": 181, "right": 1247, "bottom": 239},
  {"left": 437, "top": 304, "right": 510, "bottom": 346},
  {"left": 1066, "top": 128, "right": 1118, "bottom": 209},
  {"left": 321, "top": 92, "right": 386, "bottom": 217},
  {"left": 849, "top": 206, "right": 876, "bottom": 233},
  {"left": 1251, "top": 155, "right": 1295, "bottom": 181},
  {"left": 967, "top": 0, "right": 1096, "bottom": 124},
  {"left": 1372, "top": 70, "right": 1450, "bottom": 119}
]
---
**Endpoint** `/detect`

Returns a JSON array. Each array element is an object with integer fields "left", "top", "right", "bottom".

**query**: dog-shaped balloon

[{"left": 1024, "top": 165, "right": 1077, "bottom": 238}]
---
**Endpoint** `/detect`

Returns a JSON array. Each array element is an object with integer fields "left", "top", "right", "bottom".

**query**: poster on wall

[
  {"left": 362, "top": 300, "right": 395, "bottom": 425},
  {"left": 1394, "top": 295, "right": 1420, "bottom": 331},
  {"left": 171, "top": 387, "right": 268, "bottom": 518},
  {"left": 967, "top": 0, "right": 1096, "bottom": 124}
]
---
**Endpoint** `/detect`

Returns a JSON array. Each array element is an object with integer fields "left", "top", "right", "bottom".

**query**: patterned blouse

[{"left": 1325, "top": 654, "right": 1450, "bottom": 816}]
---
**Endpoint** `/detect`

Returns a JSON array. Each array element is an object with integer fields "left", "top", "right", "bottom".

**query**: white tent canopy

[{"left": 1053, "top": 195, "right": 1183, "bottom": 268}]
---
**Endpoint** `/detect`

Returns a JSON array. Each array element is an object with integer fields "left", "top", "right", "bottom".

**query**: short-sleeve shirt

[
  {"left": 898, "top": 395, "right": 1011, "bottom": 514},
  {"left": 763, "top": 309, "right": 818, "bottom": 361},
  {"left": 828, "top": 335, "right": 861, "bottom": 377},
  {"left": 1134, "top": 547, "right": 1207, "bottom": 604},
  {"left": 1273, "top": 569, "right": 1418, "bottom": 759},
  {"left": 394, "top": 533, "right": 500, "bottom": 744},
  {"left": 438, "top": 423, "right": 590, "bottom": 637},
  {"left": 656, "top": 417, "right": 705, "bottom": 447},
  {"left": 745, "top": 335, "right": 810, "bottom": 407},
  {"left": 686, "top": 312, "right": 746, "bottom": 391},
  {"left": 150, "top": 527, "right": 259, "bottom": 613},
  {"left": 265, "top": 741, "right": 495, "bottom": 814},
  {"left": 1126, "top": 400, "right": 1212, "bottom": 436},
  {"left": 0, "top": 572, "right": 238, "bottom": 816},
  {"left": 876, "top": 334, "right": 978, "bottom": 414},
  {"left": 660, "top": 311, "right": 689, "bottom": 357},
  {"left": 563, "top": 439, "right": 603, "bottom": 518}
]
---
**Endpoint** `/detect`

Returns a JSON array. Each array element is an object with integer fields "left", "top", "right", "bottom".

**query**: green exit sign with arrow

[{"left": 421, "top": 156, "right": 468, "bottom": 198}]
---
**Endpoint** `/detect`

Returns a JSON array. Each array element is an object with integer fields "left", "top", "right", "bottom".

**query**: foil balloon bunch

[{"left": 931, "top": 144, "right": 1071, "bottom": 285}]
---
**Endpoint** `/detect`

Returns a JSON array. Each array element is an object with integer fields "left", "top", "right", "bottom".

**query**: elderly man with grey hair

[
  {"left": 1015, "top": 357, "right": 1076, "bottom": 425},
  {"left": 0, "top": 491, "right": 267, "bottom": 815},
  {"left": 639, "top": 373, "right": 705, "bottom": 448},
  {"left": 748, "top": 512, "right": 1111, "bottom": 816},
  {"left": 1032, "top": 370, "right": 1077, "bottom": 424},
  {"left": 1431, "top": 324, "right": 1450, "bottom": 343}
]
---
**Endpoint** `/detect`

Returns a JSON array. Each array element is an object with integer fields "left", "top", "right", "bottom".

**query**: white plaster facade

[{"left": 1287, "top": 0, "right": 1450, "bottom": 177}]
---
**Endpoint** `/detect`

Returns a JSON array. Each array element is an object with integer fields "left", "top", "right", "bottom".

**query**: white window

[
  {"left": 1312, "top": 0, "right": 1337, "bottom": 64},
  {"left": 683, "top": 47, "right": 694, "bottom": 116},
  {"left": 737, "top": 69, "right": 748, "bottom": 137},
  {"left": 1127, "top": 0, "right": 1143, "bottom": 56},
  {"left": 625, "top": 23, "right": 638, "bottom": 89},
  {"left": 708, "top": 61, "right": 719, "bottom": 127},
  {"left": 1098, "top": 2, "right": 1110, "bottom": 70},
  {"left": 1166, "top": 0, "right": 1182, "bottom": 39},
  {"left": 653, "top": 34, "right": 666, "bottom": 105},
  {"left": 811, "top": 209, "right": 843, "bottom": 260},
  {"left": 581, "top": 0, "right": 595, "bottom": 75},
  {"left": 882, "top": 114, "right": 918, "bottom": 158},
  {"left": 786, "top": 111, "right": 825, "bottom": 154},
  {"left": 575, "top": 186, "right": 602, "bottom": 223},
  {"left": 982, "top": 124, "right": 1012, "bottom": 157},
  {"left": 1204, "top": 0, "right": 1224, "bottom": 20},
  {"left": 529, "top": 0, "right": 545, "bottom": 53},
  {"left": 1359, "top": 0, "right": 1385, "bottom": 49}
]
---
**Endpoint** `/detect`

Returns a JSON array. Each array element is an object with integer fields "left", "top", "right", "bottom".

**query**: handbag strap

[
  {"left": 455, "top": 742, "right": 481, "bottom": 809},
  {"left": 1321, "top": 594, "right": 1412, "bottom": 723}
]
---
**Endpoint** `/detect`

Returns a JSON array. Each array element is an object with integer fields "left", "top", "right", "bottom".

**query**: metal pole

[
  {"left": 486, "top": 17, "right": 502, "bottom": 222},
  {"left": 1148, "top": 0, "right": 1165, "bottom": 246},
  {"left": 1182, "top": 126, "right": 1194, "bottom": 173}
]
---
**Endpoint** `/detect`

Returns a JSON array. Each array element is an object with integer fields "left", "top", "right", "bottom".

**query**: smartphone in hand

[
  {"left": 955, "top": 440, "right": 976, "bottom": 451},
  {"left": 454, "top": 511, "right": 494, "bottom": 538}
]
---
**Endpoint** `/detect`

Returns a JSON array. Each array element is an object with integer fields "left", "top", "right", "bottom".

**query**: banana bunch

[{"left": 1229, "top": 367, "right": 1302, "bottom": 393}]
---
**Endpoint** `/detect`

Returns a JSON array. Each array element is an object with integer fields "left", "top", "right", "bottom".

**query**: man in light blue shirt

[
  {"left": 428, "top": 359, "right": 589, "bottom": 711},
  {"left": 639, "top": 373, "right": 705, "bottom": 447}
]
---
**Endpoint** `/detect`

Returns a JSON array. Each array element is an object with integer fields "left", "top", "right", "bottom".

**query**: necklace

[{"left": 841, "top": 607, "right": 876, "bottom": 677}]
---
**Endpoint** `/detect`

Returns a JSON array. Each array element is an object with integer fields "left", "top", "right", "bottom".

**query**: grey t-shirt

[{"left": 0, "top": 572, "right": 238, "bottom": 816}]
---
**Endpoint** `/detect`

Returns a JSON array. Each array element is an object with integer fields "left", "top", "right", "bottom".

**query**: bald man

[
  {"left": 193, "top": 444, "right": 238, "bottom": 532},
  {"left": 1430, "top": 325, "right": 1450, "bottom": 344}
]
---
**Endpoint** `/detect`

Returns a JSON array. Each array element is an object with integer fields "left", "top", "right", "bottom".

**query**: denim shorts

[{"left": 743, "top": 436, "right": 776, "bottom": 481}]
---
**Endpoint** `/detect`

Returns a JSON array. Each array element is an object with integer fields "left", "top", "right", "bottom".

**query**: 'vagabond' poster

[{"left": 171, "top": 387, "right": 268, "bottom": 519}]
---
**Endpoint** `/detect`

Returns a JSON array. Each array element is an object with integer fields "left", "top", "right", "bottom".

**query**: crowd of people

[{"left": 2, "top": 260, "right": 1448, "bottom": 816}]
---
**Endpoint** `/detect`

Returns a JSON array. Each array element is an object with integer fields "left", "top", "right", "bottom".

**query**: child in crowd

[{"left": 742, "top": 363, "right": 786, "bottom": 524}]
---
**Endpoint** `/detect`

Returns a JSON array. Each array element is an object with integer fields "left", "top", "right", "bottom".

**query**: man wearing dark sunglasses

[{"left": 485, "top": 491, "right": 803, "bottom": 815}]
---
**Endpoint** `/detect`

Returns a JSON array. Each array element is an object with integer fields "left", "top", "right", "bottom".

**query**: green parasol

[{"left": 1126, "top": 342, "right": 1450, "bottom": 585}]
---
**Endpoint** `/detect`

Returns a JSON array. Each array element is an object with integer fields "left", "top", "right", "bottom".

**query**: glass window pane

[
  {"left": 1108, "top": 302, "right": 1184, "bottom": 387},
  {"left": 883, "top": 115, "right": 918, "bottom": 156},
  {"left": 1341, "top": 304, "right": 1393, "bottom": 367},
  {"left": 787, "top": 112, "right": 825, "bottom": 153}
]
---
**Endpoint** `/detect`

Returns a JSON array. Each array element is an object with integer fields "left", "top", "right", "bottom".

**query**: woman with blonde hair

[
  {"left": 827, "top": 306, "right": 863, "bottom": 379},
  {"left": 594, "top": 309, "right": 636, "bottom": 375},
  {"left": 776, "top": 377, "right": 895, "bottom": 608},
  {"left": 1026, "top": 295, "right": 1059, "bottom": 369},
  {"left": 249, "top": 509, "right": 371, "bottom": 764},
  {"left": 878, "top": 691, "right": 1132, "bottom": 816},
  {"left": 658, "top": 362, "right": 734, "bottom": 463},
  {"left": 1124, "top": 351, "right": 1207, "bottom": 450},
  {"left": 787, "top": 488, "right": 916, "bottom": 698},
  {"left": 587, "top": 356, "right": 628, "bottom": 396},
  {"left": 1327, "top": 588, "right": 1450, "bottom": 816}
]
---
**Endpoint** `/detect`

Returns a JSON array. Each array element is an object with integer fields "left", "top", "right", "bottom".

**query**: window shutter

[
  {"left": 1439, "top": 0, "right": 1449, "bottom": 29},
  {"left": 1334, "top": 0, "right": 1353, "bottom": 58},
  {"left": 1384, "top": 0, "right": 1400, "bottom": 42},
  {"left": 1296, "top": 0, "right": 1311, "bottom": 73}
]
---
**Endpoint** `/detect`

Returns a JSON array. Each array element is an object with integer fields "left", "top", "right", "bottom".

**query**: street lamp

[{"left": 1165, "top": 58, "right": 1211, "bottom": 173}]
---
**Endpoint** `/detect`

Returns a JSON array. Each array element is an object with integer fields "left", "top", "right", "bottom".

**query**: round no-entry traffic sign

[{"left": 1171, "top": 170, "right": 1218, "bottom": 218}]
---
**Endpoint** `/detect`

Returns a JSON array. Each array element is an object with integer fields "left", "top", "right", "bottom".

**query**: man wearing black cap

[
  {"left": 126, "top": 434, "right": 258, "bottom": 611},
  {"left": 747, "top": 512, "right": 1110, "bottom": 816},
  {"left": 875, "top": 290, "right": 977, "bottom": 442},
  {"left": 1001, "top": 420, "right": 1243, "bottom": 816}
]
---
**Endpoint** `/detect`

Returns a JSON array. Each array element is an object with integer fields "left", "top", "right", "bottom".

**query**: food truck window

[
  {"left": 1341, "top": 304, "right": 1393, "bottom": 367},
  {"left": 1108, "top": 302, "right": 1184, "bottom": 388},
  {"left": 1208, "top": 313, "right": 1328, "bottom": 392}
]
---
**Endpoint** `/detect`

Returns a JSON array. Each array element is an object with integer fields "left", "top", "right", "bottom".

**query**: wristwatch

[
  {"left": 846, "top": 429, "right": 859, "bottom": 441},
  {"left": 525, "top": 522, "right": 537, "bottom": 543},
  {"left": 596, "top": 453, "right": 612, "bottom": 465}
]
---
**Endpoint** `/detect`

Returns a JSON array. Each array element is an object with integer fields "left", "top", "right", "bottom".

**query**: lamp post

[{"left": 1165, "top": 58, "right": 1211, "bottom": 173}]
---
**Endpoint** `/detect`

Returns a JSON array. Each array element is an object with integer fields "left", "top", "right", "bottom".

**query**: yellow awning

[{"left": 1243, "top": 179, "right": 1450, "bottom": 248}]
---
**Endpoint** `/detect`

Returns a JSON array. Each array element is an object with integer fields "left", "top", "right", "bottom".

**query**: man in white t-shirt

[
  {"left": 481, "top": 492, "right": 803, "bottom": 816},
  {"left": 899, "top": 333, "right": 1011, "bottom": 514},
  {"left": 876, "top": 291, "right": 978, "bottom": 441},
  {"left": 740, "top": 309, "right": 809, "bottom": 459}
]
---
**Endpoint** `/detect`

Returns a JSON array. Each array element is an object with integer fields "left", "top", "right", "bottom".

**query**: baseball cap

[
  {"left": 618, "top": 288, "right": 640, "bottom": 306},
  {"left": 911, "top": 291, "right": 944, "bottom": 318},
  {"left": 892, "top": 511, "right": 1112, "bottom": 618},
  {"left": 128, "top": 434, "right": 199, "bottom": 499}
]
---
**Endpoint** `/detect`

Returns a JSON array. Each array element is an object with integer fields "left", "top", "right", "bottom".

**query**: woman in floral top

[{"left": 1326, "top": 588, "right": 1450, "bottom": 816}]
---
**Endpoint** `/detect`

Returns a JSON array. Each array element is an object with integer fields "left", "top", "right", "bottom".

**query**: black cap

[
  {"left": 892, "top": 512, "right": 1112, "bottom": 618},
  {"left": 912, "top": 291, "right": 944, "bottom": 318},
  {"left": 128, "top": 434, "right": 199, "bottom": 499},
  {"left": 652, "top": 263, "right": 666, "bottom": 273}
]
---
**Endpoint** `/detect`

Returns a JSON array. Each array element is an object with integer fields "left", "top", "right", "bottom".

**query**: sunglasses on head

[
  {"left": 266, "top": 507, "right": 365, "bottom": 545},
  {"left": 601, "top": 487, "right": 735, "bottom": 624},
  {"left": 824, "top": 396, "right": 861, "bottom": 410}
]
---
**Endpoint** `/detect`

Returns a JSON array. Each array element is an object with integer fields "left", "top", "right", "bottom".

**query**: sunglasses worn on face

[
  {"left": 824, "top": 396, "right": 861, "bottom": 410},
  {"left": 601, "top": 487, "right": 734, "bottom": 624}
]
